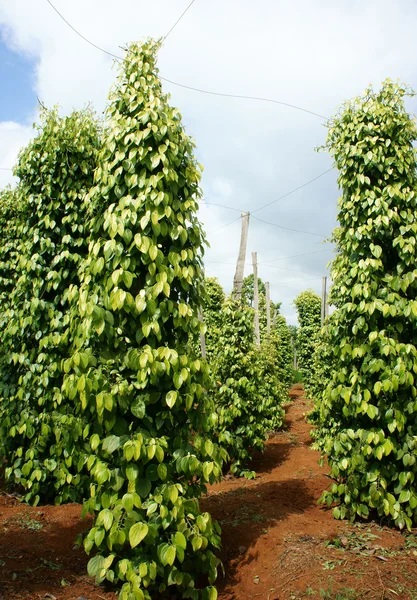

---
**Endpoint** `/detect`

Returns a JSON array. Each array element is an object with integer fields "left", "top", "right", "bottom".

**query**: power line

[
  {"left": 202, "top": 201, "right": 242, "bottom": 213},
  {"left": 45, "top": 0, "right": 121, "bottom": 60},
  {"left": 204, "top": 210, "right": 329, "bottom": 239},
  {"left": 164, "top": 0, "right": 197, "bottom": 42},
  {"left": 206, "top": 259, "right": 324, "bottom": 278},
  {"left": 159, "top": 77, "right": 328, "bottom": 119},
  {"left": 270, "top": 276, "right": 322, "bottom": 288},
  {"left": 252, "top": 215, "right": 326, "bottom": 238},
  {"left": 0, "top": 167, "right": 13, "bottom": 171},
  {"left": 201, "top": 168, "right": 334, "bottom": 215},
  {"left": 267, "top": 264, "right": 324, "bottom": 277},
  {"left": 44, "top": 0, "right": 327, "bottom": 120},
  {"left": 207, "top": 215, "right": 242, "bottom": 234},
  {"left": 204, "top": 260, "right": 235, "bottom": 265},
  {"left": 252, "top": 168, "right": 334, "bottom": 214},
  {"left": 259, "top": 248, "right": 332, "bottom": 264}
]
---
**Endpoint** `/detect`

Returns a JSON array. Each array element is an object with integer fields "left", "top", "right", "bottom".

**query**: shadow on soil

[
  {"left": 248, "top": 441, "right": 292, "bottom": 476},
  {"left": 202, "top": 477, "right": 316, "bottom": 595},
  {"left": 0, "top": 505, "right": 91, "bottom": 598}
]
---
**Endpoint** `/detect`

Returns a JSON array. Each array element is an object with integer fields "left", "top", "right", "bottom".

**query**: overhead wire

[
  {"left": 267, "top": 264, "right": 323, "bottom": 277},
  {"left": 207, "top": 216, "right": 242, "bottom": 234},
  {"left": 270, "top": 276, "right": 322, "bottom": 287},
  {"left": 44, "top": 0, "right": 328, "bottom": 120},
  {"left": 258, "top": 248, "right": 332, "bottom": 264},
  {"left": 0, "top": 167, "right": 13, "bottom": 171},
  {"left": 252, "top": 167, "right": 334, "bottom": 214},
  {"left": 45, "top": 0, "right": 121, "bottom": 60},
  {"left": 163, "top": 0, "right": 197, "bottom": 42},
  {"left": 201, "top": 201, "right": 242, "bottom": 213},
  {"left": 252, "top": 215, "right": 326, "bottom": 238},
  {"left": 201, "top": 167, "right": 334, "bottom": 216}
]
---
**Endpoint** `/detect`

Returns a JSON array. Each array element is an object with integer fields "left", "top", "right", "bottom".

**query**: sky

[{"left": 1, "top": 0, "right": 417, "bottom": 324}]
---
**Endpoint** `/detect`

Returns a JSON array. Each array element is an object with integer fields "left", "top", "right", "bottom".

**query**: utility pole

[
  {"left": 198, "top": 306, "right": 206, "bottom": 359},
  {"left": 321, "top": 276, "right": 327, "bottom": 325},
  {"left": 291, "top": 335, "right": 297, "bottom": 370},
  {"left": 266, "top": 281, "right": 271, "bottom": 334},
  {"left": 252, "top": 251, "right": 260, "bottom": 346},
  {"left": 232, "top": 212, "right": 250, "bottom": 302}
]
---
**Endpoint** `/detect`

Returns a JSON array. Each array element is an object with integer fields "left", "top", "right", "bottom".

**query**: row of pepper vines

[
  {"left": 201, "top": 277, "right": 292, "bottom": 478},
  {"left": 309, "top": 80, "right": 417, "bottom": 530},
  {"left": 0, "top": 39, "right": 293, "bottom": 599}
]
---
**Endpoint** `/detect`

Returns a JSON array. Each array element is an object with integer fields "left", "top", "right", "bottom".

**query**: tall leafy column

[
  {"left": 0, "top": 186, "right": 26, "bottom": 333},
  {"left": 211, "top": 298, "right": 284, "bottom": 477},
  {"left": 63, "top": 40, "right": 224, "bottom": 600},
  {"left": 0, "top": 108, "right": 100, "bottom": 504},
  {"left": 274, "top": 314, "right": 293, "bottom": 388},
  {"left": 316, "top": 81, "right": 417, "bottom": 530},
  {"left": 294, "top": 290, "right": 322, "bottom": 384},
  {"left": 201, "top": 277, "right": 225, "bottom": 359}
]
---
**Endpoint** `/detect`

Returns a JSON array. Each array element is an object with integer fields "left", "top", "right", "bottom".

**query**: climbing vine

[
  {"left": 62, "top": 40, "right": 225, "bottom": 600},
  {"left": 293, "top": 290, "right": 321, "bottom": 384},
  {"left": 314, "top": 81, "right": 417, "bottom": 530},
  {"left": 0, "top": 107, "right": 100, "bottom": 505}
]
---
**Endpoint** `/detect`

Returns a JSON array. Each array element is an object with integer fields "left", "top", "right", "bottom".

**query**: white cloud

[
  {"left": 0, "top": 120, "right": 33, "bottom": 187},
  {"left": 1, "top": 0, "right": 417, "bottom": 321}
]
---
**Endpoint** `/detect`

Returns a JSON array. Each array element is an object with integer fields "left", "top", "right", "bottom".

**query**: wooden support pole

[
  {"left": 198, "top": 306, "right": 206, "bottom": 359},
  {"left": 266, "top": 281, "right": 271, "bottom": 335},
  {"left": 232, "top": 212, "right": 250, "bottom": 302},
  {"left": 321, "top": 276, "right": 327, "bottom": 325},
  {"left": 325, "top": 285, "right": 330, "bottom": 318},
  {"left": 252, "top": 252, "right": 260, "bottom": 346},
  {"left": 291, "top": 335, "right": 297, "bottom": 370}
]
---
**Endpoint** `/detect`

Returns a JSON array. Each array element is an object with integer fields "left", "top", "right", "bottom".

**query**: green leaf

[
  {"left": 166, "top": 390, "right": 178, "bottom": 408},
  {"left": 87, "top": 555, "right": 104, "bottom": 578},
  {"left": 126, "top": 464, "right": 139, "bottom": 482},
  {"left": 166, "top": 545, "right": 176, "bottom": 566},
  {"left": 131, "top": 398, "right": 146, "bottom": 419},
  {"left": 129, "top": 522, "right": 149, "bottom": 548},
  {"left": 102, "top": 435, "right": 121, "bottom": 454},
  {"left": 173, "top": 531, "right": 187, "bottom": 550},
  {"left": 137, "top": 478, "right": 152, "bottom": 498}
]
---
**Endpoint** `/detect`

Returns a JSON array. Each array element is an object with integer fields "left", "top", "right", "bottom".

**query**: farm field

[{"left": 2, "top": 385, "right": 417, "bottom": 600}]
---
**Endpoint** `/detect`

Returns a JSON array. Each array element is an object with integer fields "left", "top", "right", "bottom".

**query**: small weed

[
  {"left": 404, "top": 534, "right": 417, "bottom": 549},
  {"left": 41, "top": 557, "right": 62, "bottom": 570},
  {"left": 288, "top": 433, "right": 298, "bottom": 445},
  {"left": 220, "top": 503, "right": 269, "bottom": 526},
  {"left": 321, "top": 559, "right": 345, "bottom": 571},
  {"left": 319, "top": 588, "right": 357, "bottom": 600},
  {"left": 252, "top": 514, "right": 267, "bottom": 523},
  {"left": 8, "top": 511, "right": 44, "bottom": 532},
  {"left": 324, "top": 529, "right": 383, "bottom": 556}
]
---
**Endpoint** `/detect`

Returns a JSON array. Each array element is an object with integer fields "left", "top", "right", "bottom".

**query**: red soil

[{"left": 1, "top": 385, "right": 417, "bottom": 599}]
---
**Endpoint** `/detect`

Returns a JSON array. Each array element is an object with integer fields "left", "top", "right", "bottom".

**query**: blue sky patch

[{"left": 0, "top": 31, "right": 36, "bottom": 123}]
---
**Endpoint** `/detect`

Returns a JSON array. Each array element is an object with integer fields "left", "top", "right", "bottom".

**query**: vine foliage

[
  {"left": 62, "top": 40, "right": 224, "bottom": 599},
  {"left": 313, "top": 81, "right": 417, "bottom": 530},
  {"left": 0, "top": 108, "right": 100, "bottom": 505}
]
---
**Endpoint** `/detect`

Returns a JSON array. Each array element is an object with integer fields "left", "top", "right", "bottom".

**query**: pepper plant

[
  {"left": 274, "top": 314, "right": 294, "bottom": 388},
  {"left": 201, "top": 277, "right": 225, "bottom": 359},
  {"left": 293, "top": 290, "right": 321, "bottom": 384},
  {"left": 315, "top": 81, "right": 417, "bottom": 529},
  {"left": 0, "top": 186, "right": 27, "bottom": 333},
  {"left": 0, "top": 108, "right": 100, "bottom": 504},
  {"left": 62, "top": 40, "right": 225, "bottom": 600},
  {"left": 211, "top": 299, "right": 284, "bottom": 477}
]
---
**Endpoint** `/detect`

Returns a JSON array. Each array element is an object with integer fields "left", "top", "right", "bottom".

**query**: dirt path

[
  {"left": 1, "top": 385, "right": 417, "bottom": 599},
  {"left": 203, "top": 385, "right": 417, "bottom": 600}
]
